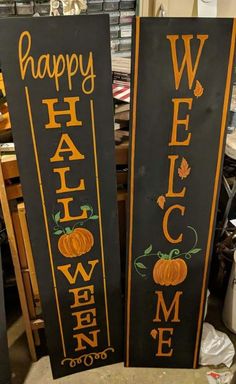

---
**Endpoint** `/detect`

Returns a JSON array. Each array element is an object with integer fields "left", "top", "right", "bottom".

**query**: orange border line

[
  {"left": 126, "top": 17, "right": 140, "bottom": 367},
  {"left": 90, "top": 99, "right": 111, "bottom": 346},
  {"left": 193, "top": 18, "right": 236, "bottom": 368},
  {"left": 25, "top": 86, "right": 67, "bottom": 358}
]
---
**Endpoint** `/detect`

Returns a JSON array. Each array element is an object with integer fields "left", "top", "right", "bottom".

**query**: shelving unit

[{"left": 0, "top": 0, "right": 136, "bottom": 56}]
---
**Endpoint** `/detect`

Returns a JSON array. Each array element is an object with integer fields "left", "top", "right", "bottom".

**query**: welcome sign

[
  {"left": 0, "top": 16, "right": 123, "bottom": 378},
  {"left": 126, "top": 18, "right": 236, "bottom": 368}
]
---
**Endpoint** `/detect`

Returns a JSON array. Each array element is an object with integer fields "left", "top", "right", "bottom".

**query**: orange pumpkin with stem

[
  {"left": 53, "top": 205, "right": 98, "bottom": 258},
  {"left": 153, "top": 257, "right": 187, "bottom": 286},
  {"left": 58, "top": 227, "right": 94, "bottom": 258},
  {"left": 134, "top": 226, "right": 201, "bottom": 286}
]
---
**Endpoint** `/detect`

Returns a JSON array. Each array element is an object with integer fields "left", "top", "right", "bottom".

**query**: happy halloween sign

[
  {"left": 126, "top": 17, "right": 236, "bottom": 368},
  {"left": 0, "top": 16, "right": 123, "bottom": 378}
]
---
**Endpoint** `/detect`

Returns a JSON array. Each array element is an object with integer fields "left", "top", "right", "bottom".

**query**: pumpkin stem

[
  {"left": 65, "top": 227, "right": 73, "bottom": 234},
  {"left": 157, "top": 251, "right": 170, "bottom": 260}
]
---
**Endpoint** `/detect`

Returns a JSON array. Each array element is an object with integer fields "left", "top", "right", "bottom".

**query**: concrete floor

[
  {"left": 5, "top": 288, "right": 236, "bottom": 384},
  {"left": 10, "top": 357, "right": 219, "bottom": 384},
  {"left": 8, "top": 339, "right": 235, "bottom": 384}
]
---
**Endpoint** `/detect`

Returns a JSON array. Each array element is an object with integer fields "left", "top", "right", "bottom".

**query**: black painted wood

[
  {"left": 0, "top": 16, "right": 123, "bottom": 379},
  {"left": 0, "top": 248, "right": 11, "bottom": 384},
  {"left": 125, "top": 17, "right": 235, "bottom": 368}
]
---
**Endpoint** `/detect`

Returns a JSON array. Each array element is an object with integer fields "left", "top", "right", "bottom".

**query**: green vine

[
  {"left": 52, "top": 205, "right": 98, "bottom": 236},
  {"left": 134, "top": 226, "right": 201, "bottom": 278}
]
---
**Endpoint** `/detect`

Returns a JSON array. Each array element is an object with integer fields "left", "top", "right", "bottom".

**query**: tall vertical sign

[
  {"left": 0, "top": 16, "right": 123, "bottom": 378},
  {"left": 126, "top": 18, "right": 236, "bottom": 368}
]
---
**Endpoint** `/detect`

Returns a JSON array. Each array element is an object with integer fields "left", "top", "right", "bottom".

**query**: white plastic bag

[
  {"left": 199, "top": 323, "right": 235, "bottom": 368},
  {"left": 206, "top": 371, "right": 233, "bottom": 384}
]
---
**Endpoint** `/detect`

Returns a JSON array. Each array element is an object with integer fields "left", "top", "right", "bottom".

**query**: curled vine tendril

[{"left": 134, "top": 226, "right": 201, "bottom": 277}]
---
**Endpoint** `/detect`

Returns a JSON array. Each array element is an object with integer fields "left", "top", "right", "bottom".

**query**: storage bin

[
  {"left": 87, "top": 0, "right": 103, "bottom": 13},
  {"left": 34, "top": 1, "right": 50, "bottom": 15},
  {"left": 119, "top": 10, "right": 135, "bottom": 23},
  {"left": 104, "top": 10, "right": 119, "bottom": 24},
  {"left": 0, "top": 1, "right": 15, "bottom": 15},
  {"left": 120, "top": 24, "right": 132, "bottom": 38},
  {"left": 111, "top": 38, "right": 120, "bottom": 53},
  {"left": 119, "top": 37, "right": 131, "bottom": 51},
  {"left": 120, "top": 0, "right": 135, "bottom": 9},
  {"left": 110, "top": 25, "right": 119, "bottom": 38},
  {"left": 16, "top": 1, "right": 34, "bottom": 14},
  {"left": 103, "top": 0, "right": 119, "bottom": 11}
]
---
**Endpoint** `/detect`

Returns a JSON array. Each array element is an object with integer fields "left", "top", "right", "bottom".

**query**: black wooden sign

[
  {"left": 0, "top": 250, "right": 11, "bottom": 384},
  {"left": 0, "top": 16, "right": 123, "bottom": 379},
  {"left": 126, "top": 17, "right": 236, "bottom": 368}
]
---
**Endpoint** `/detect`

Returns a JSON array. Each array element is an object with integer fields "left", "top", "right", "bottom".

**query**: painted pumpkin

[
  {"left": 153, "top": 258, "right": 187, "bottom": 286},
  {"left": 58, "top": 228, "right": 94, "bottom": 257}
]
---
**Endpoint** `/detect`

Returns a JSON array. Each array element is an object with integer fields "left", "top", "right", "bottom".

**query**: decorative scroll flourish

[{"left": 61, "top": 347, "right": 115, "bottom": 368}]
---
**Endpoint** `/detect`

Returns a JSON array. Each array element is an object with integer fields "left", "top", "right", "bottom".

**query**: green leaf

[
  {"left": 80, "top": 205, "right": 91, "bottom": 211},
  {"left": 54, "top": 211, "right": 61, "bottom": 224},
  {"left": 90, "top": 215, "right": 98, "bottom": 220},
  {"left": 136, "top": 262, "right": 147, "bottom": 269},
  {"left": 144, "top": 245, "right": 152, "bottom": 255},
  {"left": 190, "top": 248, "right": 201, "bottom": 254},
  {"left": 54, "top": 230, "right": 63, "bottom": 235}
]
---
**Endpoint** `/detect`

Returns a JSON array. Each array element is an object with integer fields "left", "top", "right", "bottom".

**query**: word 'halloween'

[
  {"left": 152, "top": 34, "right": 208, "bottom": 357},
  {"left": 18, "top": 31, "right": 96, "bottom": 92},
  {"left": 42, "top": 97, "right": 101, "bottom": 355}
]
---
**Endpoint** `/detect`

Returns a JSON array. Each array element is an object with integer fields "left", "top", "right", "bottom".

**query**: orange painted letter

[
  {"left": 74, "top": 330, "right": 100, "bottom": 351},
  {"left": 50, "top": 134, "right": 85, "bottom": 162},
  {"left": 72, "top": 308, "right": 97, "bottom": 331},
  {"left": 166, "top": 155, "right": 186, "bottom": 198},
  {"left": 53, "top": 167, "right": 85, "bottom": 194},
  {"left": 155, "top": 328, "right": 174, "bottom": 357},
  {"left": 153, "top": 291, "right": 182, "bottom": 322},
  {"left": 57, "top": 197, "right": 88, "bottom": 222},
  {"left": 57, "top": 260, "right": 99, "bottom": 284},
  {"left": 166, "top": 34, "right": 208, "bottom": 90},
  {"left": 163, "top": 204, "right": 185, "bottom": 244},
  {"left": 169, "top": 98, "right": 193, "bottom": 146},
  {"left": 42, "top": 97, "right": 82, "bottom": 128},
  {"left": 69, "top": 285, "right": 95, "bottom": 308}
]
